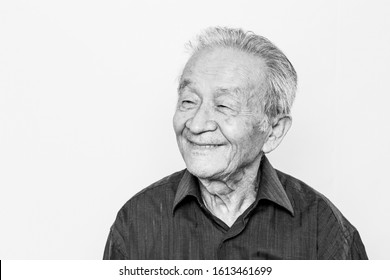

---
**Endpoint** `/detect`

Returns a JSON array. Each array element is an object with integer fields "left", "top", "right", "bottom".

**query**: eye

[
  {"left": 217, "top": 104, "right": 232, "bottom": 111},
  {"left": 180, "top": 99, "right": 197, "bottom": 110}
]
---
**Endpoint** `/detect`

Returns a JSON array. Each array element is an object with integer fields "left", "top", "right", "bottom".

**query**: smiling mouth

[{"left": 187, "top": 140, "right": 224, "bottom": 149}]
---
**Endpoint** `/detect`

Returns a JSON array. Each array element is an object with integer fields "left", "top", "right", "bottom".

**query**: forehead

[{"left": 180, "top": 47, "right": 267, "bottom": 93}]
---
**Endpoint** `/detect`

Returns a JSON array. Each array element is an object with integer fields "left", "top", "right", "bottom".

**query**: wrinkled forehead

[{"left": 180, "top": 47, "right": 267, "bottom": 93}]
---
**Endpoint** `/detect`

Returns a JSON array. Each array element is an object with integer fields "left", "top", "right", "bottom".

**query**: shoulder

[
  {"left": 275, "top": 169, "right": 364, "bottom": 259},
  {"left": 116, "top": 169, "right": 186, "bottom": 221},
  {"left": 276, "top": 169, "right": 354, "bottom": 230},
  {"left": 105, "top": 169, "right": 186, "bottom": 259},
  {"left": 128, "top": 169, "right": 185, "bottom": 202}
]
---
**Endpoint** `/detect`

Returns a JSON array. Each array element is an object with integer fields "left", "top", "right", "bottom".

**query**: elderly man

[{"left": 103, "top": 27, "right": 367, "bottom": 259}]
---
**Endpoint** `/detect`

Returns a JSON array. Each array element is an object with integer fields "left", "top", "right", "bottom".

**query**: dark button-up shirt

[{"left": 103, "top": 156, "right": 368, "bottom": 259}]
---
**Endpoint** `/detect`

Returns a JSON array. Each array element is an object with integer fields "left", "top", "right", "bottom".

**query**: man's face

[{"left": 173, "top": 47, "right": 270, "bottom": 180}]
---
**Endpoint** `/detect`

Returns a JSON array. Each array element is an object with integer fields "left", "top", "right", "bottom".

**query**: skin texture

[{"left": 173, "top": 47, "right": 291, "bottom": 226}]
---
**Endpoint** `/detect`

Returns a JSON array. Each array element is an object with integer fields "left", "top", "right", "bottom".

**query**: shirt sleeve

[
  {"left": 347, "top": 230, "right": 368, "bottom": 260},
  {"left": 103, "top": 227, "right": 128, "bottom": 260},
  {"left": 316, "top": 197, "right": 368, "bottom": 260}
]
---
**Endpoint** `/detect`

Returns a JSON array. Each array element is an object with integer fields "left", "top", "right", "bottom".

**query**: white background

[{"left": 0, "top": 0, "right": 389, "bottom": 259}]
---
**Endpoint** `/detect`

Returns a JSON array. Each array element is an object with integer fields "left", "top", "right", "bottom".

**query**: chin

[{"left": 185, "top": 161, "right": 225, "bottom": 180}]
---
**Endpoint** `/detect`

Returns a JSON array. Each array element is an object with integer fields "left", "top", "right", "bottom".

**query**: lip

[{"left": 186, "top": 139, "right": 224, "bottom": 148}]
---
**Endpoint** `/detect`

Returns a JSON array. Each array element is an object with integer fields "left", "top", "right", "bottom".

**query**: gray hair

[{"left": 186, "top": 27, "right": 297, "bottom": 122}]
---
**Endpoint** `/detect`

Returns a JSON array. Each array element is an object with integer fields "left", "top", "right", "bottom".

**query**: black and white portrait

[{"left": 0, "top": 0, "right": 389, "bottom": 260}]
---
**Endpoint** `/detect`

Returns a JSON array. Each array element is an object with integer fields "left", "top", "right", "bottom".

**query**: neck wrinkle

[{"left": 198, "top": 155, "right": 262, "bottom": 220}]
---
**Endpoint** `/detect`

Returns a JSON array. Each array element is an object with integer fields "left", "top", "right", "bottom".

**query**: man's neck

[{"left": 198, "top": 157, "right": 262, "bottom": 227}]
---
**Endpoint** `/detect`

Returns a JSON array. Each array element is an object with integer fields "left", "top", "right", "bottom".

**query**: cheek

[
  {"left": 223, "top": 118, "right": 263, "bottom": 152},
  {"left": 247, "top": 120, "right": 266, "bottom": 145},
  {"left": 220, "top": 117, "right": 253, "bottom": 145},
  {"left": 173, "top": 111, "right": 188, "bottom": 135}
]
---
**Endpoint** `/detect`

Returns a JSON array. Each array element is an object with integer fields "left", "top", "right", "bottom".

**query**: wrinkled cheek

[
  {"left": 245, "top": 134, "right": 265, "bottom": 158},
  {"left": 172, "top": 112, "right": 187, "bottom": 135},
  {"left": 222, "top": 115, "right": 235, "bottom": 126},
  {"left": 176, "top": 138, "right": 186, "bottom": 156},
  {"left": 226, "top": 145, "right": 239, "bottom": 168}
]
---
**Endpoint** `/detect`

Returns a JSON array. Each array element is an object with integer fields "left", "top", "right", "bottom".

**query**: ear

[{"left": 262, "top": 115, "right": 292, "bottom": 154}]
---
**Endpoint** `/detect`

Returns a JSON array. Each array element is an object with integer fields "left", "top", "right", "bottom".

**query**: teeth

[
  {"left": 187, "top": 140, "right": 221, "bottom": 148},
  {"left": 192, "top": 143, "right": 219, "bottom": 148}
]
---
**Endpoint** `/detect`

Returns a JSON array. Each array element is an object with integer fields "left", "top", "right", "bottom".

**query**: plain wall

[{"left": 0, "top": 0, "right": 389, "bottom": 259}]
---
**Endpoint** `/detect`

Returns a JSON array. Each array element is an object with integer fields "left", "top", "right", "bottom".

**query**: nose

[{"left": 185, "top": 104, "right": 217, "bottom": 134}]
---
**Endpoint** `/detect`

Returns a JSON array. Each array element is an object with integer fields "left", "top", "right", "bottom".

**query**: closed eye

[
  {"left": 182, "top": 100, "right": 197, "bottom": 107},
  {"left": 179, "top": 99, "right": 197, "bottom": 110},
  {"left": 217, "top": 104, "right": 232, "bottom": 110},
  {"left": 216, "top": 104, "right": 238, "bottom": 115}
]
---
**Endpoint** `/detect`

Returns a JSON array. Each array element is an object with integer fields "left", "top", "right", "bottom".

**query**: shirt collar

[
  {"left": 172, "top": 169, "right": 202, "bottom": 213},
  {"left": 172, "top": 155, "right": 294, "bottom": 216},
  {"left": 256, "top": 156, "right": 294, "bottom": 216}
]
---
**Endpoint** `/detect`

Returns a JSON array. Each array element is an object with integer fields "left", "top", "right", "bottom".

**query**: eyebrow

[
  {"left": 178, "top": 79, "right": 192, "bottom": 93},
  {"left": 215, "top": 87, "right": 243, "bottom": 98},
  {"left": 178, "top": 80, "right": 244, "bottom": 99}
]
